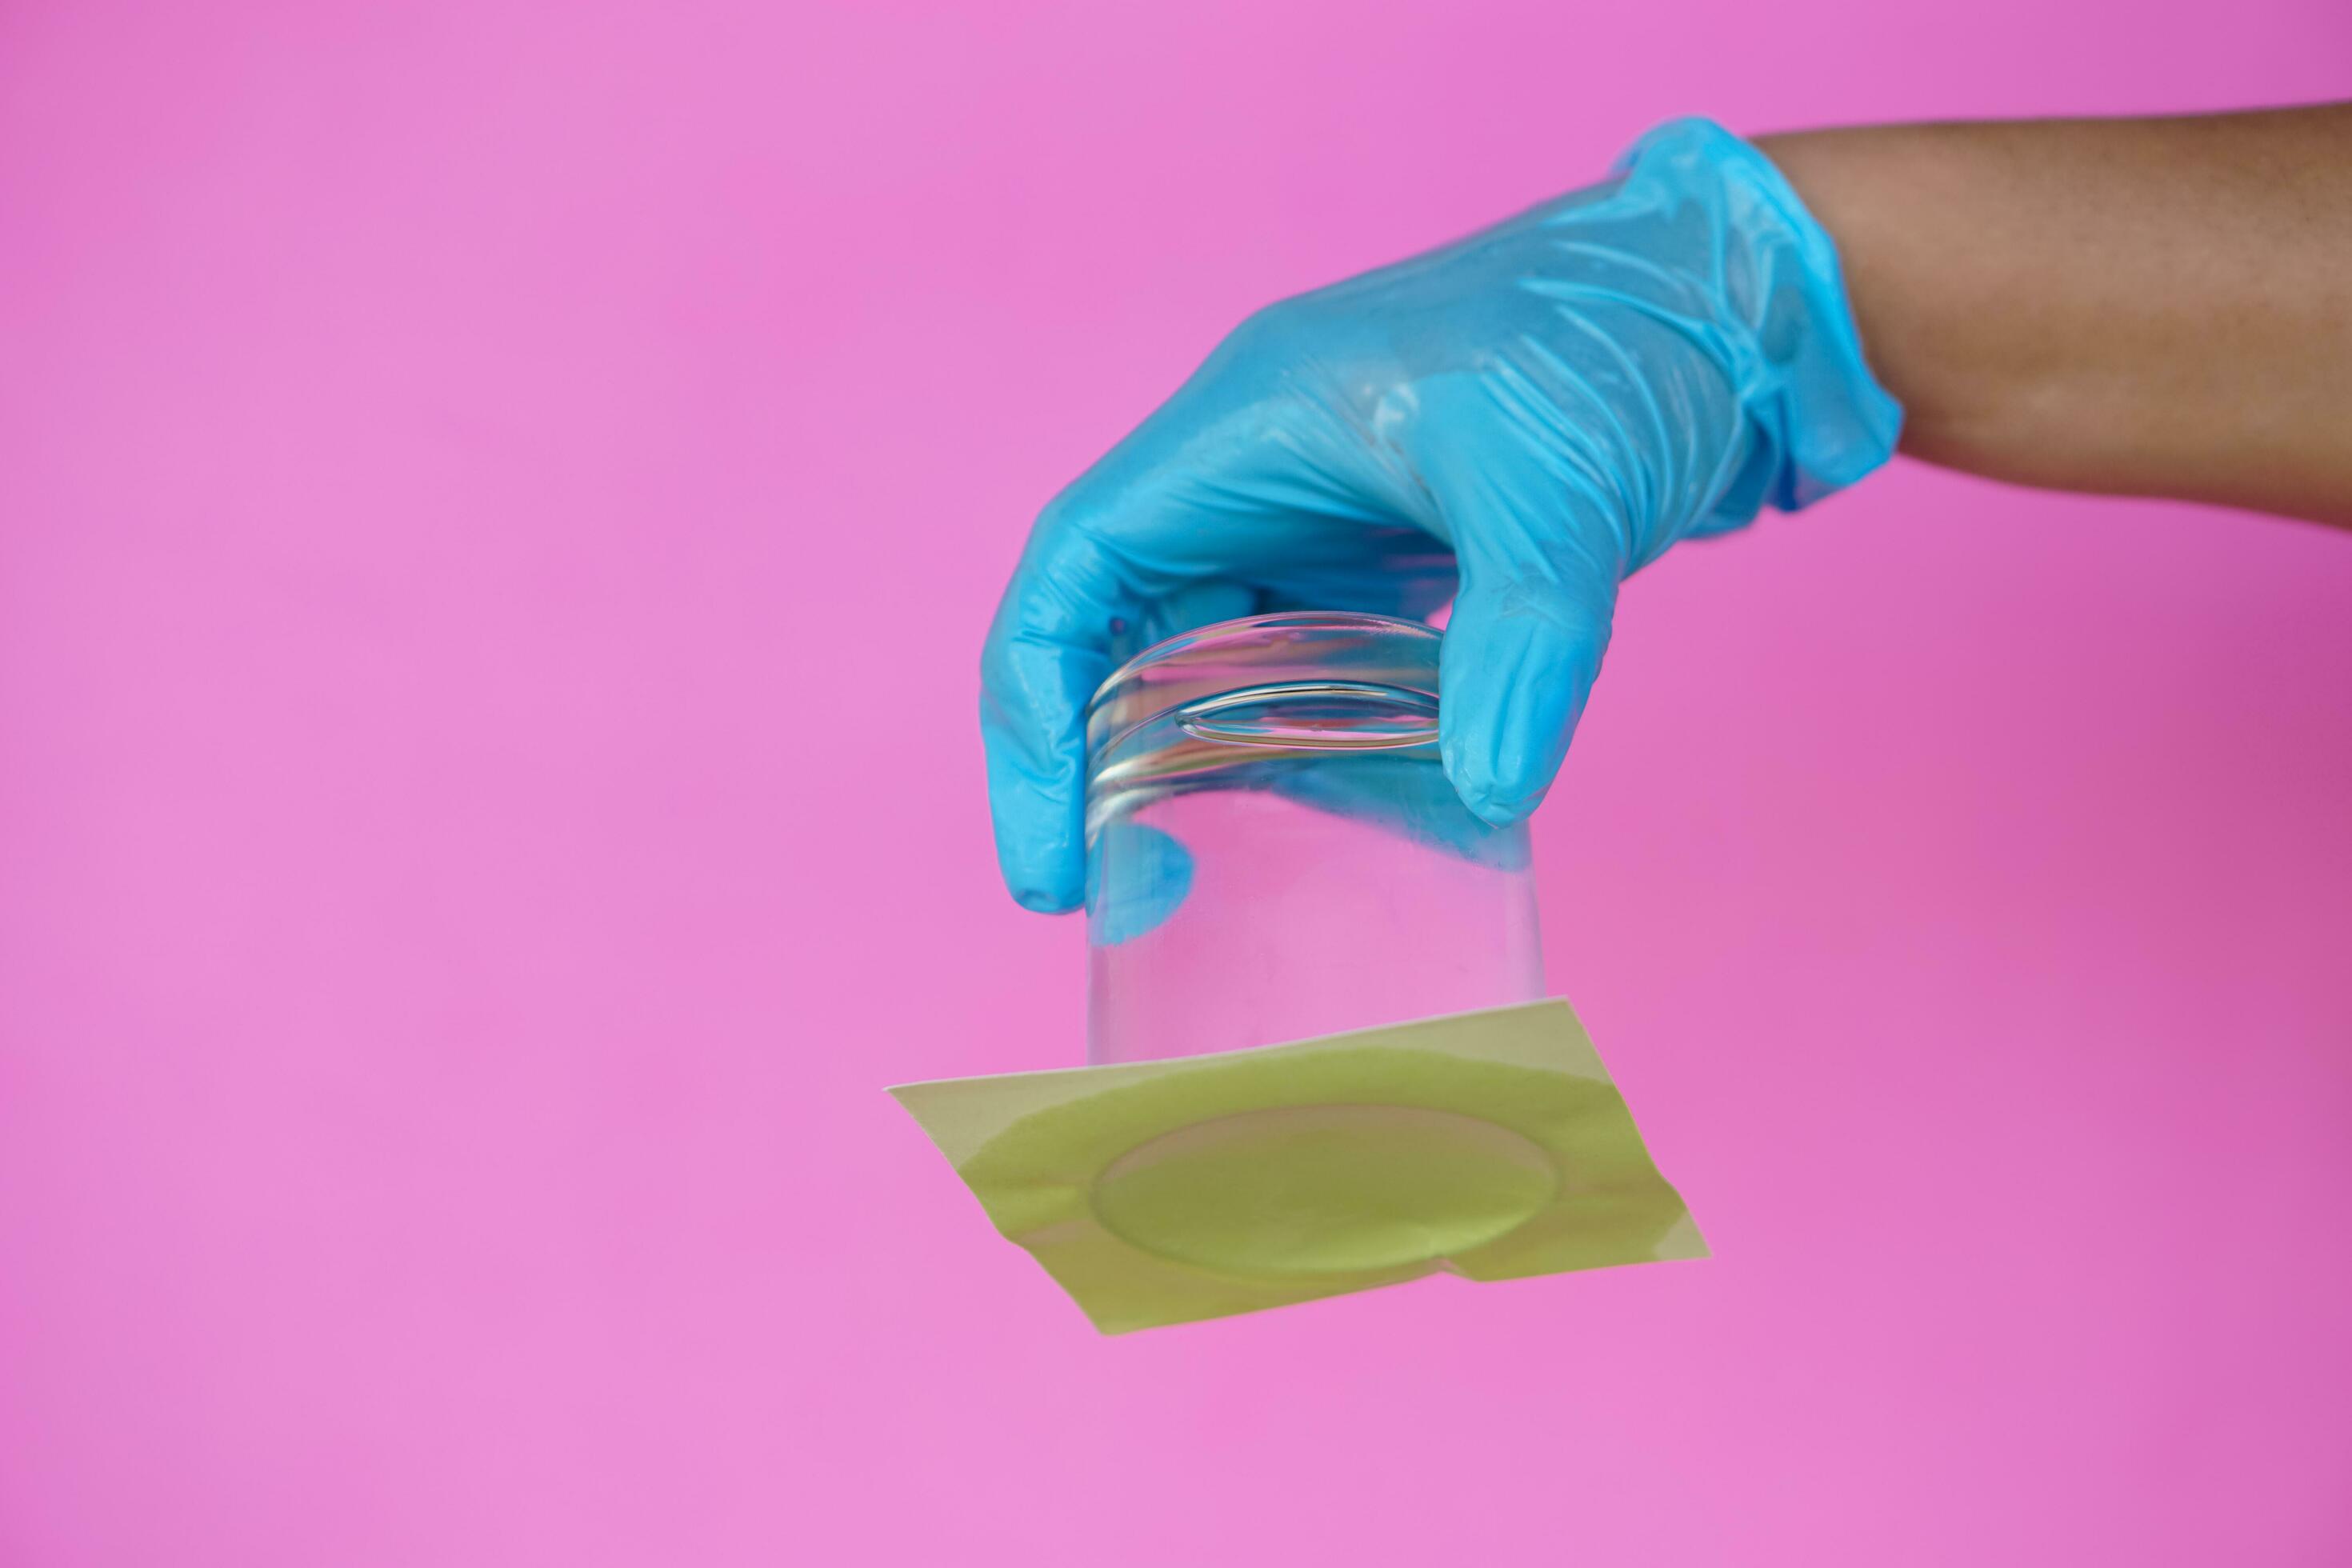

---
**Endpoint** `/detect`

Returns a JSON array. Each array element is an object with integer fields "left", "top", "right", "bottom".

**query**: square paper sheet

[{"left": 891, "top": 999, "right": 1705, "bottom": 1333}]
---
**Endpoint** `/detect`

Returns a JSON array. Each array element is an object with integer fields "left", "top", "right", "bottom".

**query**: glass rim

[
  {"left": 1086, "top": 610, "right": 1441, "bottom": 715},
  {"left": 1085, "top": 610, "right": 1446, "bottom": 763}
]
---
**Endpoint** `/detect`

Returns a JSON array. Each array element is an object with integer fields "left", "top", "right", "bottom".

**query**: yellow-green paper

[{"left": 890, "top": 999, "right": 1705, "bottom": 1333}]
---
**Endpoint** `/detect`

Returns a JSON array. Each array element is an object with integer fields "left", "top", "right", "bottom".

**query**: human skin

[{"left": 1758, "top": 104, "right": 2352, "bottom": 526}]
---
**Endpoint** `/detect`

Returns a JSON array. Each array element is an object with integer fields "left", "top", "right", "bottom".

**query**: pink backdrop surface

[{"left": 4, "top": 2, "right": 2350, "bottom": 1563}]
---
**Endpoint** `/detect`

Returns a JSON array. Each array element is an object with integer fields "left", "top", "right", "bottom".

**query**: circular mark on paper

[{"left": 1089, "top": 1104, "right": 1557, "bottom": 1277}]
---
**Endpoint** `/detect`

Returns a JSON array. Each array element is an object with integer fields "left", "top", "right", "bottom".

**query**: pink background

[{"left": 4, "top": 2, "right": 2350, "bottom": 1562}]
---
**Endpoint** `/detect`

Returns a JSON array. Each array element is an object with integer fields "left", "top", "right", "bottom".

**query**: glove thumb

[{"left": 1436, "top": 535, "right": 1618, "bottom": 829}]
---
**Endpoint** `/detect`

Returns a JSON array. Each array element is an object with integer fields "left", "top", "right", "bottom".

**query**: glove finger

[
  {"left": 982, "top": 423, "right": 1383, "bottom": 910},
  {"left": 1438, "top": 568, "right": 1614, "bottom": 828},
  {"left": 982, "top": 310, "right": 1445, "bottom": 911},
  {"left": 982, "top": 513, "right": 1146, "bottom": 912},
  {"left": 1420, "top": 453, "right": 1622, "bottom": 829}
]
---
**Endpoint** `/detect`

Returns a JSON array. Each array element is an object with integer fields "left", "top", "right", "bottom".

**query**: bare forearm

[{"left": 1757, "top": 106, "right": 2352, "bottom": 526}]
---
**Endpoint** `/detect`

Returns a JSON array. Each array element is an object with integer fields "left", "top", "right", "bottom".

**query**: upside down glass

[{"left": 1084, "top": 612, "right": 1545, "bottom": 1065}]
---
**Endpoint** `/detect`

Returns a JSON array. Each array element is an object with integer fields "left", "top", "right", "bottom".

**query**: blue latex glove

[{"left": 982, "top": 118, "right": 1902, "bottom": 912}]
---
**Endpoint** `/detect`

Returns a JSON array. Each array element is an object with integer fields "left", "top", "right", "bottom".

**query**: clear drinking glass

[{"left": 1084, "top": 611, "right": 1544, "bottom": 1065}]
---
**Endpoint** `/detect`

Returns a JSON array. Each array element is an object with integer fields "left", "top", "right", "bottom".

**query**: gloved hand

[{"left": 982, "top": 118, "right": 1902, "bottom": 912}]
